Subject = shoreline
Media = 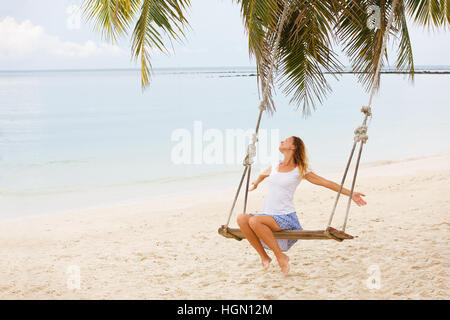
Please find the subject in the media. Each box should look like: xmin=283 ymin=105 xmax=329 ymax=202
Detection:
xmin=2 ymin=150 xmax=449 ymax=224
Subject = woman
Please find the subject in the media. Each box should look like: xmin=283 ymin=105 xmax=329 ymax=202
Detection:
xmin=236 ymin=136 xmax=367 ymax=277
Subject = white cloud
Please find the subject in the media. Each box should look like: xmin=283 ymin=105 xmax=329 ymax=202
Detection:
xmin=0 ymin=16 xmax=124 ymax=60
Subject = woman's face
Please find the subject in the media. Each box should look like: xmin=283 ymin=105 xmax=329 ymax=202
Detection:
xmin=279 ymin=137 xmax=295 ymax=152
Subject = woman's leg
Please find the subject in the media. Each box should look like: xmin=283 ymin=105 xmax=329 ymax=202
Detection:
xmin=248 ymin=216 xmax=290 ymax=277
xmin=236 ymin=213 xmax=272 ymax=270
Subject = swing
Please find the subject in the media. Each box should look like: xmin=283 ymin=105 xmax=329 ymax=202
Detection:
xmin=218 ymin=0 xmax=399 ymax=242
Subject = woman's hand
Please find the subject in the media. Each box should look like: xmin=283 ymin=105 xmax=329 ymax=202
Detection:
xmin=249 ymin=182 xmax=258 ymax=191
xmin=352 ymin=192 xmax=367 ymax=206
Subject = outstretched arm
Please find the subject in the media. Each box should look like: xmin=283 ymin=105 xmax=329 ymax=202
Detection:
xmin=248 ymin=166 xmax=271 ymax=191
xmin=304 ymin=172 xmax=367 ymax=207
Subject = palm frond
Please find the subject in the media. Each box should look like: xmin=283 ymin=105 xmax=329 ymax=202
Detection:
xmin=237 ymin=0 xmax=344 ymax=116
xmin=83 ymin=0 xmax=446 ymax=107
xmin=83 ymin=0 xmax=140 ymax=42
xmin=276 ymin=0 xmax=344 ymax=117
xmin=404 ymin=0 xmax=449 ymax=27
xmin=131 ymin=0 xmax=190 ymax=88
xmin=235 ymin=0 xmax=282 ymax=112
xmin=337 ymin=0 xmax=403 ymax=92
xmin=84 ymin=0 xmax=190 ymax=88
xmin=445 ymin=0 xmax=450 ymax=24
xmin=394 ymin=1 xmax=415 ymax=80
xmin=236 ymin=0 xmax=281 ymax=56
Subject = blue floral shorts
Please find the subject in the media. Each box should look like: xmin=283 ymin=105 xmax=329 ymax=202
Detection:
xmin=249 ymin=212 xmax=302 ymax=252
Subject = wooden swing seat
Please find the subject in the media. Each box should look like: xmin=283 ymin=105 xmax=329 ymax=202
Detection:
xmin=218 ymin=225 xmax=354 ymax=242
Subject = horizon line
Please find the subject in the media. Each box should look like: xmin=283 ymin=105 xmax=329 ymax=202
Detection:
xmin=0 ymin=64 xmax=450 ymax=74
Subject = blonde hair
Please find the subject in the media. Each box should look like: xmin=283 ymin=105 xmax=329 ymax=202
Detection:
xmin=291 ymin=136 xmax=309 ymax=178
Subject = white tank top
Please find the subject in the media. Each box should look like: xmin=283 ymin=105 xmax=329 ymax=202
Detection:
xmin=259 ymin=161 xmax=311 ymax=215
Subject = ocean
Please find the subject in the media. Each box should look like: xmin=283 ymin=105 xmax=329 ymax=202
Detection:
xmin=1 ymin=66 xmax=449 ymax=218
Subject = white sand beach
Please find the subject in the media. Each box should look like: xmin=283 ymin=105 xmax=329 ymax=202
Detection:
xmin=0 ymin=152 xmax=449 ymax=299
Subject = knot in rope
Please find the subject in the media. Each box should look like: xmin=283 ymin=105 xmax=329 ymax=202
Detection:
xmin=361 ymin=106 xmax=372 ymax=117
xmin=251 ymin=133 xmax=258 ymax=144
xmin=243 ymin=144 xmax=256 ymax=166
xmin=354 ymin=125 xmax=368 ymax=143
xmin=259 ymin=101 xmax=266 ymax=111
xmin=243 ymin=133 xmax=259 ymax=166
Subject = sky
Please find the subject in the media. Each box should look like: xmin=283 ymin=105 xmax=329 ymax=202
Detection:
xmin=0 ymin=0 xmax=449 ymax=71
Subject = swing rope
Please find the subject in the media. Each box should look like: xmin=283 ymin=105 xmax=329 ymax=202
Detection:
xmin=328 ymin=0 xmax=399 ymax=231
xmin=225 ymin=0 xmax=292 ymax=227
xmin=222 ymin=0 xmax=399 ymax=237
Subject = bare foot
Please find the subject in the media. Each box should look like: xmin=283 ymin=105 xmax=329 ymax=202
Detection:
xmin=276 ymin=253 xmax=290 ymax=277
xmin=261 ymin=256 xmax=272 ymax=271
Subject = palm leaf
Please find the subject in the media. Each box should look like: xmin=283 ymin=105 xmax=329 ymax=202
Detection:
xmin=336 ymin=0 xmax=402 ymax=91
xmin=276 ymin=0 xmax=344 ymax=116
xmin=84 ymin=0 xmax=190 ymax=88
xmin=394 ymin=1 xmax=415 ymax=80
xmin=235 ymin=0 xmax=282 ymax=112
xmin=404 ymin=0 xmax=449 ymax=27
xmin=131 ymin=0 xmax=190 ymax=88
xmin=83 ymin=0 xmax=140 ymax=42
xmin=82 ymin=0 xmax=447 ymax=103
xmin=237 ymin=0 xmax=345 ymax=115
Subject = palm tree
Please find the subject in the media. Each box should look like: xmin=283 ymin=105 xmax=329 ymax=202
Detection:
xmin=82 ymin=0 xmax=449 ymax=115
